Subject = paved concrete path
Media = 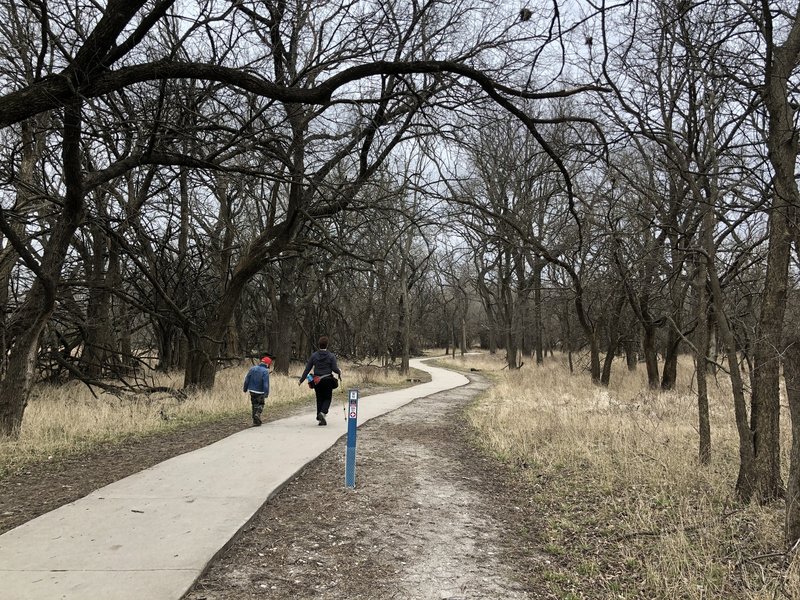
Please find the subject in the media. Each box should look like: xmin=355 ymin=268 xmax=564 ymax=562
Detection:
xmin=0 ymin=358 xmax=468 ymax=600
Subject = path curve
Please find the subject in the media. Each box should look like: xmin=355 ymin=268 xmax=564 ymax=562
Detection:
xmin=0 ymin=359 xmax=467 ymax=600
xmin=185 ymin=368 xmax=533 ymax=600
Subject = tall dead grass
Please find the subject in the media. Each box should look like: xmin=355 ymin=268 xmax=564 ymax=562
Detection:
xmin=457 ymin=352 xmax=795 ymax=598
xmin=0 ymin=361 xmax=410 ymax=476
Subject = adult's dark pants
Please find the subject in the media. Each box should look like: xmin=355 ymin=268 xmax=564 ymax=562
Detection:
xmin=314 ymin=377 xmax=336 ymax=415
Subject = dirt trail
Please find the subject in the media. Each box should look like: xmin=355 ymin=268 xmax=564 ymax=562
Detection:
xmin=185 ymin=373 xmax=540 ymax=600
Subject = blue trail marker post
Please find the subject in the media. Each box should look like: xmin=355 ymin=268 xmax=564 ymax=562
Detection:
xmin=345 ymin=389 xmax=359 ymax=488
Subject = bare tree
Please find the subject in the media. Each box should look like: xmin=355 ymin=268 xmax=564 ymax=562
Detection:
xmin=0 ymin=0 xmax=625 ymax=437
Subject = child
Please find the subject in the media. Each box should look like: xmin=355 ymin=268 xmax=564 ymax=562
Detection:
xmin=243 ymin=356 xmax=271 ymax=426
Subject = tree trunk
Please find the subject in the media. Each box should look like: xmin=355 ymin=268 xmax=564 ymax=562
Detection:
xmin=183 ymin=277 xmax=249 ymax=388
xmin=155 ymin=321 xmax=182 ymax=371
xmin=661 ymin=327 xmax=680 ymax=390
xmin=588 ymin=332 xmax=601 ymax=383
xmin=695 ymin=248 xmax=711 ymax=465
xmin=624 ymin=338 xmax=638 ymax=371
xmin=784 ymin=340 xmax=800 ymax=545
xmin=700 ymin=205 xmax=756 ymax=498
xmin=600 ymin=343 xmax=615 ymax=387
xmin=118 ymin=300 xmax=134 ymax=373
xmin=642 ymin=323 xmax=660 ymax=389
xmin=600 ymin=295 xmax=625 ymax=387
xmin=82 ymin=283 xmax=114 ymax=377
xmin=81 ymin=224 xmax=117 ymax=378
xmin=708 ymin=321 xmax=718 ymax=375
xmin=270 ymin=294 xmax=294 ymax=375
xmin=563 ymin=309 xmax=574 ymax=375
xmin=504 ymin=283 xmax=518 ymax=369
xmin=0 ymin=103 xmax=85 ymax=437
xmin=0 ymin=116 xmax=45 ymax=379
xmin=573 ymin=288 xmax=600 ymax=383
xmin=0 ymin=311 xmax=50 ymax=436
xmin=183 ymin=332 xmax=219 ymax=389
xmin=744 ymin=27 xmax=800 ymax=501
xmin=748 ymin=201 xmax=788 ymax=501
xmin=0 ymin=271 xmax=7 ymax=380
xmin=533 ymin=260 xmax=544 ymax=365
xmin=399 ymin=277 xmax=410 ymax=375
xmin=182 ymin=186 xmax=302 ymax=388
xmin=500 ymin=251 xmax=517 ymax=369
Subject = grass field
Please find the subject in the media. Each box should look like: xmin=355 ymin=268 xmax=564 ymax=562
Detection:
xmin=5 ymin=350 xmax=799 ymax=597
xmin=441 ymin=351 xmax=799 ymax=599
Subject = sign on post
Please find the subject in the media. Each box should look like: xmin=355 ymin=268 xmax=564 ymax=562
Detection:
xmin=345 ymin=389 xmax=359 ymax=488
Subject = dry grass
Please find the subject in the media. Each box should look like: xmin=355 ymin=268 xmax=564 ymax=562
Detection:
xmin=0 ymin=361 xmax=412 ymax=477
xmin=452 ymin=352 xmax=797 ymax=599
xmin=6 ymin=350 xmax=797 ymax=596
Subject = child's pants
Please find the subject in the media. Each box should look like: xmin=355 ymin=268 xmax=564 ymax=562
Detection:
xmin=250 ymin=392 xmax=265 ymax=423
